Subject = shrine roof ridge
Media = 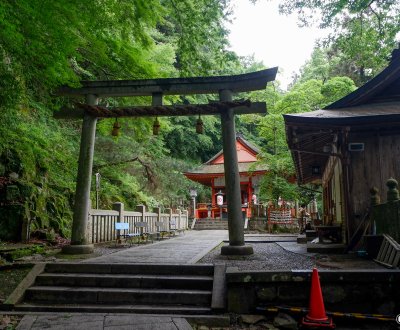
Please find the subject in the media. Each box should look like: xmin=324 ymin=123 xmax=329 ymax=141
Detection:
xmin=58 ymin=68 xmax=278 ymax=97
xmin=283 ymin=101 xmax=400 ymax=126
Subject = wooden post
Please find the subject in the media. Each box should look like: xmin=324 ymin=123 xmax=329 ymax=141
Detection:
xmin=62 ymin=94 xmax=98 ymax=254
xmin=165 ymin=208 xmax=173 ymax=230
xmin=219 ymin=89 xmax=253 ymax=255
xmin=178 ymin=209 xmax=182 ymax=230
xmin=113 ymin=202 xmax=124 ymax=242
xmin=183 ymin=210 xmax=189 ymax=229
xmin=136 ymin=204 xmax=146 ymax=222
xmin=154 ymin=206 xmax=161 ymax=223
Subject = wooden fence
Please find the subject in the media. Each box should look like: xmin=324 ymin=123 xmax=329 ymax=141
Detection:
xmin=87 ymin=203 xmax=189 ymax=244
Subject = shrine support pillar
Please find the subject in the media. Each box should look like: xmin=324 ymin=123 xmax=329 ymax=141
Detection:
xmin=219 ymin=89 xmax=253 ymax=255
xmin=62 ymin=94 xmax=98 ymax=254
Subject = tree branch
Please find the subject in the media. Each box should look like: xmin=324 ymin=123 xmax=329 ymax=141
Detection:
xmin=93 ymin=157 xmax=155 ymax=186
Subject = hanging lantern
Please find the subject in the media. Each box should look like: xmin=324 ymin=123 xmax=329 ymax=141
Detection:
xmin=153 ymin=117 xmax=160 ymax=135
xmin=215 ymin=190 xmax=224 ymax=206
xmin=111 ymin=118 xmax=121 ymax=136
xmin=196 ymin=115 xmax=203 ymax=134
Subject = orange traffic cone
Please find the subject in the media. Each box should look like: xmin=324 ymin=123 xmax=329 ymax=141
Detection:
xmin=300 ymin=268 xmax=335 ymax=329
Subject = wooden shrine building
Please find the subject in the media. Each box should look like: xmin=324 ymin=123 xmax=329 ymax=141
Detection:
xmin=184 ymin=134 xmax=267 ymax=219
xmin=284 ymin=48 xmax=400 ymax=245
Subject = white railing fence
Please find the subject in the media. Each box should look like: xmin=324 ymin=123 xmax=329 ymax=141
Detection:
xmin=87 ymin=202 xmax=189 ymax=244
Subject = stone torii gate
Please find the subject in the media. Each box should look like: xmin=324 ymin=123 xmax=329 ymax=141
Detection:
xmin=57 ymin=68 xmax=278 ymax=255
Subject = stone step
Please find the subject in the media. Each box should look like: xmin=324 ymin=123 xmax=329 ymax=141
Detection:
xmin=44 ymin=263 xmax=214 ymax=276
xmin=35 ymin=273 xmax=213 ymax=290
xmin=297 ymin=235 xmax=307 ymax=244
xmin=194 ymin=226 xmax=227 ymax=228
xmin=305 ymin=230 xmax=317 ymax=238
xmin=14 ymin=303 xmax=212 ymax=315
xmin=25 ymin=286 xmax=212 ymax=306
xmin=193 ymin=222 xmax=228 ymax=230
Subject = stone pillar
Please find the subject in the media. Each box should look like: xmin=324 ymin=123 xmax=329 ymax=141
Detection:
xmin=219 ymin=89 xmax=253 ymax=256
xmin=63 ymin=94 xmax=98 ymax=254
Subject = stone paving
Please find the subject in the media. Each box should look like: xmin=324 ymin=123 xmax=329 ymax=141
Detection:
xmin=16 ymin=313 xmax=193 ymax=330
xmin=84 ymin=230 xmax=228 ymax=264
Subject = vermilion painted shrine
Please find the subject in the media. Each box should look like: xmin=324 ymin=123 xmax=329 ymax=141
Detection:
xmin=185 ymin=134 xmax=267 ymax=219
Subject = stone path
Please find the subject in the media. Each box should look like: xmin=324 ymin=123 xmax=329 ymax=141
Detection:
xmin=16 ymin=313 xmax=193 ymax=330
xmin=84 ymin=230 xmax=228 ymax=264
xmin=16 ymin=230 xmax=229 ymax=329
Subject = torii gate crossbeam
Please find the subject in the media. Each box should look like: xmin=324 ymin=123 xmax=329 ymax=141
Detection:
xmin=57 ymin=68 xmax=278 ymax=255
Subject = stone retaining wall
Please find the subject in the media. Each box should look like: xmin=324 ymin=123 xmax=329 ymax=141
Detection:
xmin=226 ymin=268 xmax=400 ymax=315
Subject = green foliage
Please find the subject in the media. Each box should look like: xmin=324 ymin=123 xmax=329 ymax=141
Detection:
xmin=4 ymin=245 xmax=45 ymax=262
xmin=257 ymin=73 xmax=356 ymax=203
xmin=278 ymin=0 xmax=400 ymax=85
xmin=321 ymin=76 xmax=357 ymax=104
xmin=0 ymin=0 xmax=238 ymax=239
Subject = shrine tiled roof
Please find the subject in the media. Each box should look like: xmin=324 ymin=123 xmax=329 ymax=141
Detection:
xmin=284 ymin=101 xmax=400 ymax=125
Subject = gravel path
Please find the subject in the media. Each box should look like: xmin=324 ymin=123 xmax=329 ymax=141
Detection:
xmin=198 ymin=242 xmax=317 ymax=270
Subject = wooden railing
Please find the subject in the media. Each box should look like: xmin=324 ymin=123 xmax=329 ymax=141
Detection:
xmin=87 ymin=203 xmax=189 ymax=244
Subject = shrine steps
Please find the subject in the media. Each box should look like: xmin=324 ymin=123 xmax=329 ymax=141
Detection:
xmin=193 ymin=218 xmax=228 ymax=230
xmin=11 ymin=263 xmax=226 ymax=315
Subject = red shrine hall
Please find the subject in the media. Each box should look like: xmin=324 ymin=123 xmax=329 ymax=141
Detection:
xmin=184 ymin=135 xmax=267 ymax=219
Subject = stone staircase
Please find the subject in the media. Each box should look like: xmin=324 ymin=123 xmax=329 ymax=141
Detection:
xmin=193 ymin=218 xmax=228 ymax=230
xmin=13 ymin=263 xmax=223 ymax=314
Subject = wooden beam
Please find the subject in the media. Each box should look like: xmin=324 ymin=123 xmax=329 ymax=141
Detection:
xmin=54 ymin=101 xmax=267 ymax=119
xmin=57 ymin=68 xmax=278 ymax=97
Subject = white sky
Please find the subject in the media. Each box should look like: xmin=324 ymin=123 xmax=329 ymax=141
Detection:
xmin=227 ymin=0 xmax=328 ymax=89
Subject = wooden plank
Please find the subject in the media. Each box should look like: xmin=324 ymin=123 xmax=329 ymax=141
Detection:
xmin=374 ymin=234 xmax=400 ymax=268
xmin=376 ymin=239 xmax=386 ymax=260
xmin=384 ymin=246 xmax=394 ymax=264
xmin=381 ymin=240 xmax=390 ymax=259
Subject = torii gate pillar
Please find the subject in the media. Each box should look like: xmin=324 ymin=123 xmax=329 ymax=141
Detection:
xmin=62 ymin=94 xmax=97 ymax=254
xmin=219 ymin=89 xmax=253 ymax=255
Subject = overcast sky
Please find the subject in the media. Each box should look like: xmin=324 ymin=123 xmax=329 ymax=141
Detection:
xmin=227 ymin=0 xmax=328 ymax=89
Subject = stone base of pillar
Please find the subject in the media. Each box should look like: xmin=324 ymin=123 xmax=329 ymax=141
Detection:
xmin=221 ymin=244 xmax=254 ymax=256
xmin=62 ymin=244 xmax=94 ymax=255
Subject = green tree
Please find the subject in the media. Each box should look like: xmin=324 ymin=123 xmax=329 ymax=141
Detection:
xmin=0 ymin=0 xmax=240 ymax=239
xmin=257 ymin=75 xmax=356 ymax=203
xmin=278 ymin=0 xmax=400 ymax=85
